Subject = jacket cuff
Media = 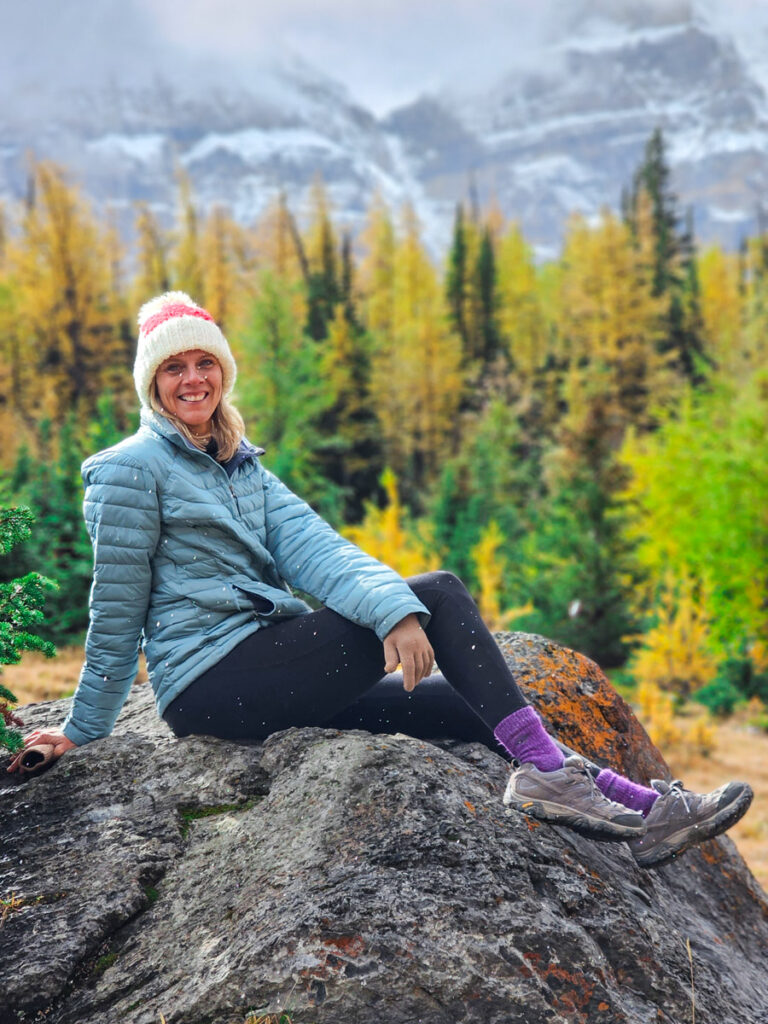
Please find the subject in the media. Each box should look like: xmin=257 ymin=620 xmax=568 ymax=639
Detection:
xmin=374 ymin=600 xmax=431 ymax=642
xmin=61 ymin=718 xmax=100 ymax=747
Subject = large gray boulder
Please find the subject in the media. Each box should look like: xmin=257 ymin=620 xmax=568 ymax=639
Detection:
xmin=1 ymin=633 xmax=767 ymax=1024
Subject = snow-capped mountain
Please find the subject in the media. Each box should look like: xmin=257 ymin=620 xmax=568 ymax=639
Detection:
xmin=0 ymin=48 xmax=421 ymax=241
xmin=2 ymin=0 xmax=768 ymax=256
xmin=387 ymin=1 xmax=768 ymax=255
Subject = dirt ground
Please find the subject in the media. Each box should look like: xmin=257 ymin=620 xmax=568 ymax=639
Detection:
xmin=4 ymin=648 xmax=767 ymax=891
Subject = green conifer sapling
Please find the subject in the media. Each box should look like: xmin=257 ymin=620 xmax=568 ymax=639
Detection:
xmin=0 ymin=507 xmax=56 ymax=753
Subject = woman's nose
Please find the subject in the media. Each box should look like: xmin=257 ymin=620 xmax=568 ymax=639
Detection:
xmin=181 ymin=364 xmax=204 ymax=383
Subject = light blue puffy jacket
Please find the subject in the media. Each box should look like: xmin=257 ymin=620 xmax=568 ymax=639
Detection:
xmin=61 ymin=409 xmax=429 ymax=746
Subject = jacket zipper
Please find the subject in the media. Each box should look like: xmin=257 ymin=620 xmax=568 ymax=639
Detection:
xmin=148 ymin=421 xmax=256 ymax=521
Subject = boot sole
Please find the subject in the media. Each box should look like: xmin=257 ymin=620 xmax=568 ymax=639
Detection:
xmin=631 ymin=784 xmax=754 ymax=868
xmin=503 ymin=793 xmax=646 ymax=842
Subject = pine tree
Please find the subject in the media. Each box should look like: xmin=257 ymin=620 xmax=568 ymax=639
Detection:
xmin=304 ymin=180 xmax=340 ymax=340
xmin=315 ymin=292 xmax=382 ymax=521
xmin=0 ymin=507 xmax=56 ymax=753
xmin=2 ymin=416 xmax=96 ymax=644
xmin=430 ymin=398 xmax=535 ymax=593
xmin=235 ymin=272 xmax=339 ymax=517
xmin=626 ymin=129 xmax=707 ymax=382
xmin=446 ymin=203 xmax=468 ymax=350
xmin=476 ymin=225 xmax=499 ymax=366
xmin=517 ymin=385 xmax=645 ymax=667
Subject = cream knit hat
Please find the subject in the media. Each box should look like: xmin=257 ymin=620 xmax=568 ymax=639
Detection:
xmin=133 ymin=291 xmax=237 ymax=408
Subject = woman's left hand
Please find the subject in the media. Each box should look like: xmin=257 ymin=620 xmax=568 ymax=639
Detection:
xmin=383 ymin=614 xmax=435 ymax=692
xmin=6 ymin=728 xmax=78 ymax=773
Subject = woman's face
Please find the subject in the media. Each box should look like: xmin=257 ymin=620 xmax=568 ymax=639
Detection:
xmin=155 ymin=349 xmax=223 ymax=435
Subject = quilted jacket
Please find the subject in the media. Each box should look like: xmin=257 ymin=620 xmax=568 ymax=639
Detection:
xmin=61 ymin=409 xmax=430 ymax=746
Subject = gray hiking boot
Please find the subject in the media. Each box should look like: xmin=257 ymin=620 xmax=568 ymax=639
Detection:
xmin=503 ymin=756 xmax=647 ymax=841
xmin=628 ymin=778 xmax=753 ymax=868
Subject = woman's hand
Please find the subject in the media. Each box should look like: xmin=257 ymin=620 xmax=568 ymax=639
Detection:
xmin=6 ymin=728 xmax=78 ymax=773
xmin=383 ymin=614 xmax=435 ymax=693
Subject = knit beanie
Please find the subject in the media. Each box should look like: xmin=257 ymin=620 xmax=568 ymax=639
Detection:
xmin=133 ymin=291 xmax=237 ymax=409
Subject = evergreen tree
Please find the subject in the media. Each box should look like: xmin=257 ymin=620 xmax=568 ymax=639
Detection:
xmin=430 ymin=398 xmax=535 ymax=595
xmin=0 ymin=507 xmax=56 ymax=753
xmin=315 ymin=294 xmax=382 ymax=521
xmin=2 ymin=417 xmax=95 ymax=644
xmin=476 ymin=225 xmax=499 ymax=365
xmin=305 ymin=180 xmax=340 ymax=340
xmin=235 ymin=272 xmax=340 ymax=518
xmin=517 ymin=381 xmax=644 ymax=667
xmin=626 ymin=129 xmax=707 ymax=382
xmin=446 ymin=203 xmax=468 ymax=349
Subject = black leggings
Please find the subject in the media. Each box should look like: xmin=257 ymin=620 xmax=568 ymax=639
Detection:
xmin=163 ymin=571 xmax=529 ymax=749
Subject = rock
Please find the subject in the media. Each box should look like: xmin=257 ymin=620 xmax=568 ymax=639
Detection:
xmin=1 ymin=633 xmax=767 ymax=1024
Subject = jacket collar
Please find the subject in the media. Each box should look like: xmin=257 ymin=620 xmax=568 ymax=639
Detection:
xmin=139 ymin=408 xmax=265 ymax=462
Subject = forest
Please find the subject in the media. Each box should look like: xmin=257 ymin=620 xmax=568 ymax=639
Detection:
xmin=1 ymin=129 xmax=766 ymax=733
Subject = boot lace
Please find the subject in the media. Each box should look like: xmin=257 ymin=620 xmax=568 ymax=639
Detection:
xmin=665 ymin=780 xmax=691 ymax=813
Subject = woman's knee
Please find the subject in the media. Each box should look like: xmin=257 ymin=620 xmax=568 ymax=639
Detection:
xmin=407 ymin=570 xmax=471 ymax=601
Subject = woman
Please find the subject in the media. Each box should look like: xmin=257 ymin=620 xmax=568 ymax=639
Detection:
xmin=7 ymin=292 xmax=752 ymax=869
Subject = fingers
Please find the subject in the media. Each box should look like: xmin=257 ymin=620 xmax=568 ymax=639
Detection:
xmin=6 ymin=730 xmax=71 ymax=772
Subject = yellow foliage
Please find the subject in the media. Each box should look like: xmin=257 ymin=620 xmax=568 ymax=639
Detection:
xmin=496 ymin=223 xmax=549 ymax=376
xmin=636 ymin=681 xmax=716 ymax=756
xmin=630 ymin=573 xmax=718 ymax=698
xmin=199 ymin=205 xmax=252 ymax=334
xmin=133 ymin=201 xmax=170 ymax=302
xmin=1 ymin=160 xmax=128 ymax=453
xmin=251 ymin=194 xmax=307 ymax=290
xmin=470 ymin=521 xmax=533 ymax=631
xmin=636 ymin=680 xmax=682 ymax=748
xmin=342 ymin=469 xmax=441 ymax=578
xmin=368 ymin=204 xmax=464 ymax=483
xmin=698 ymin=245 xmax=743 ymax=374
xmin=556 ymin=208 xmax=673 ymax=433
xmin=685 ymin=715 xmax=717 ymax=757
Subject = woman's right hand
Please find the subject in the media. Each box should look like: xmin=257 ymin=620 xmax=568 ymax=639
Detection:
xmin=6 ymin=728 xmax=78 ymax=773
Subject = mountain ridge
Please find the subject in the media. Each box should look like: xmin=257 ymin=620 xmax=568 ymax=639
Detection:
xmin=2 ymin=3 xmax=767 ymax=255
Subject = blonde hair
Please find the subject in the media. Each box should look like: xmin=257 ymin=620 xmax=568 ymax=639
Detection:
xmin=150 ymin=383 xmax=246 ymax=462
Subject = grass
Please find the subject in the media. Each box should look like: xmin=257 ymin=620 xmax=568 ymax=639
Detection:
xmin=2 ymin=646 xmax=147 ymax=705
xmin=5 ymin=648 xmax=768 ymax=889
xmin=664 ymin=710 xmax=768 ymax=890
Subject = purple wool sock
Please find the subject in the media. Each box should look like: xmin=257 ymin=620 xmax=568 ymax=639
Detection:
xmin=596 ymin=769 xmax=659 ymax=817
xmin=493 ymin=706 xmax=564 ymax=772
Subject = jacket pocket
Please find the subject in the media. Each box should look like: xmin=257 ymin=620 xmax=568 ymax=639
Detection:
xmin=231 ymin=582 xmax=311 ymax=620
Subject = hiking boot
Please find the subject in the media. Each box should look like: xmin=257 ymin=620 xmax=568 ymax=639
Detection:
xmin=503 ymin=756 xmax=647 ymax=841
xmin=628 ymin=778 xmax=753 ymax=869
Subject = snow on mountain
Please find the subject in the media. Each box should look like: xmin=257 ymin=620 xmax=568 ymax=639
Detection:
xmin=388 ymin=2 xmax=768 ymax=254
xmin=1 ymin=1 xmax=768 ymax=257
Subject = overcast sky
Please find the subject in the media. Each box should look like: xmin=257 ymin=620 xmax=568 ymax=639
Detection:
xmin=3 ymin=0 xmax=768 ymax=115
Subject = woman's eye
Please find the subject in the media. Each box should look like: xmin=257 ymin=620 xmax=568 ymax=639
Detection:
xmin=199 ymin=360 xmax=215 ymax=369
